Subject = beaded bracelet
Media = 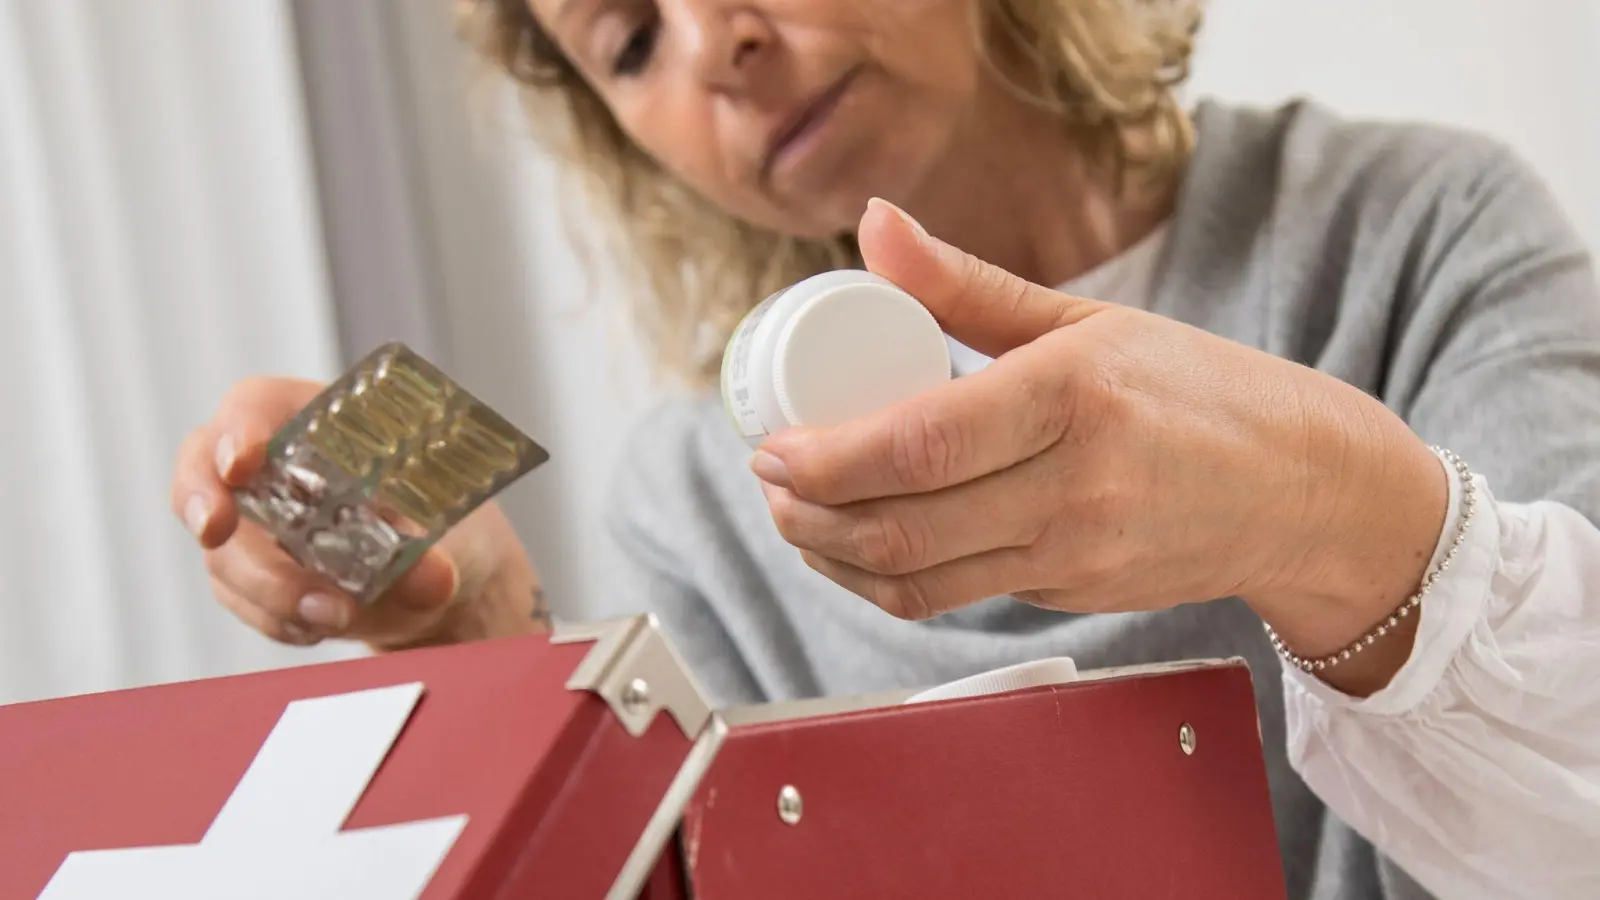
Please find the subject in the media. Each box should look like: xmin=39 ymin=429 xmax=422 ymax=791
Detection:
xmin=1265 ymin=448 xmax=1476 ymax=674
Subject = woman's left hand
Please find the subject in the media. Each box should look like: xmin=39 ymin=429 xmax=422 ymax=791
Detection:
xmin=754 ymin=200 xmax=1449 ymax=694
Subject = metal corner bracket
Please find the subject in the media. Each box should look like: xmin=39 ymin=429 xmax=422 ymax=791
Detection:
xmin=552 ymin=614 xmax=725 ymax=899
xmin=551 ymin=613 xmax=716 ymax=741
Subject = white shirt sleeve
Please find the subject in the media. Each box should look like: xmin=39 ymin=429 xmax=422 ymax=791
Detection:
xmin=1282 ymin=452 xmax=1600 ymax=900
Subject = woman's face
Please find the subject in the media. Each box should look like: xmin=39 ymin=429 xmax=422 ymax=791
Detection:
xmin=532 ymin=0 xmax=987 ymax=239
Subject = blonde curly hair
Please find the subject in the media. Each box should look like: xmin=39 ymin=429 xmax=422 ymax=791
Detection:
xmin=456 ymin=0 xmax=1202 ymax=387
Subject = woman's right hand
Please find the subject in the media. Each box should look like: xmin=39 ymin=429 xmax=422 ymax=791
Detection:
xmin=170 ymin=377 xmax=543 ymax=652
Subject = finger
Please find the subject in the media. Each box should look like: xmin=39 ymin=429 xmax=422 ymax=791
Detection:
xmin=211 ymin=580 xmax=322 ymax=646
xmin=800 ymin=546 xmax=1038 ymax=621
xmin=762 ymin=460 xmax=1045 ymax=575
xmin=205 ymin=526 xmax=348 ymax=631
xmin=206 ymin=523 xmax=457 ymax=641
xmin=857 ymin=198 xmax=1105 ymax=357
xmin=213 ymin=377 xmax=324 ymax=486
xmin=758 ymin=337 xmax=1076 ymax=504
xmin=338 ymin=548 xmax=459 ymax=644
xmin=170 ymin=378 xmax=323 ymax=548
xmin=172 ymin=425 xmax=236 ymax=549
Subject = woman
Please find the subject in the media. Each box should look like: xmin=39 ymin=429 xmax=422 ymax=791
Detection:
xmin=169 ymin=0 xmax=1600 ymax=896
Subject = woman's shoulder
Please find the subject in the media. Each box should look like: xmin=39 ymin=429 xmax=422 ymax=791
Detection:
xmin=1174 ymin=97 xmax=1589 ymax=323
xmin=1229 ymin=96 xmax=1512 ymax=168
xmin=1188 ymin=97 xmax=1567 ymax=244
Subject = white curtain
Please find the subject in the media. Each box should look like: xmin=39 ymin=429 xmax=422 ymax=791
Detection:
xmin=0 ymin=0 xmax=361 ymax=706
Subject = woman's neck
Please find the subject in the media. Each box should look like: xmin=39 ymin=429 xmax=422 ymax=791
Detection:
xmin=908 ymin=89 xmax=1178 ymax=290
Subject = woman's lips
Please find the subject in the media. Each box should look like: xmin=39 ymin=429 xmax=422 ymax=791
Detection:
xmin=763 ymin=66 xmax=863 ymax=180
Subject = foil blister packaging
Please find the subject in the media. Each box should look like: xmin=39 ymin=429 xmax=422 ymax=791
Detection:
xmin=236 ymin=343 xmax=549 ymax=604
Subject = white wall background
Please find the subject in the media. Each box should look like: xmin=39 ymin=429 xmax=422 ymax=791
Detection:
xmin=1190 ymin=0 xmax=1600 ymax=250
xmin=423 ymin=0 xmax=1600 ymax=616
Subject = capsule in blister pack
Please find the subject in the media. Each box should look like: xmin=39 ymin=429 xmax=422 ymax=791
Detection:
xmin=236 ymin=342 xmax=548 ymax=603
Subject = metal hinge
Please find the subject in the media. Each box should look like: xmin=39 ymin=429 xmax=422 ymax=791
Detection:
xmin=552 ymin=613 xmax=715 ymax=740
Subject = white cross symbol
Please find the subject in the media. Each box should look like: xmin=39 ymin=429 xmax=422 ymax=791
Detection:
xmin=38 ymin=683 xmax=468 ymax=900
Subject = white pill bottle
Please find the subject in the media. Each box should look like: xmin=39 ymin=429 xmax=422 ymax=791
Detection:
xmin=720 ymin=270 xmax=953 ymax=447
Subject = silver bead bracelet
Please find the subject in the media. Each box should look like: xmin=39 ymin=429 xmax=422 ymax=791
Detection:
xmin=1265 ymin=447 xmax=1476 ymax=674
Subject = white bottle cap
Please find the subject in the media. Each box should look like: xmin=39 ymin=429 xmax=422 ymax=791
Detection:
xmin=720 ymin=270 xmax=952 ymax=446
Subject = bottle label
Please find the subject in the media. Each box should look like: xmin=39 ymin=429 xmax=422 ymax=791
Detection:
xmin=721 ymin=288 xmax=787 ymax=438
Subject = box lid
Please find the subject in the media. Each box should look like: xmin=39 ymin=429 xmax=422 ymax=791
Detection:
xmin=2 ymin=615 xmax=719 ymax=900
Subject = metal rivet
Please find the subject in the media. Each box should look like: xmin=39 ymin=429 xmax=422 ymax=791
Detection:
xmin=777 ymin=785 xmax=803 ymax=825
xmin=1179 ymin=722 xmax=1197 ymax=756
xmin=621 ymin=678 xmax=650 ymax=714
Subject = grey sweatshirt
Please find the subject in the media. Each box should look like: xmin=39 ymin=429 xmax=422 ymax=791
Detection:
xmin=584 ymin=99 xmax=1600 ymax=899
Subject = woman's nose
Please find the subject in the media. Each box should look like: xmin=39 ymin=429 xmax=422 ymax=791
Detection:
xmin=667 ymin=0 xmax=773 ymax=91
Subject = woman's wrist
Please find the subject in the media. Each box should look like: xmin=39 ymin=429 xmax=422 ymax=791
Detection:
xmin=450 ymin=564 xmax=545 ymax=643
xmin=366 ymin=559 xmax=542 ymax=653
xmin=1242 ymin=407 xmax=1450 ymax=696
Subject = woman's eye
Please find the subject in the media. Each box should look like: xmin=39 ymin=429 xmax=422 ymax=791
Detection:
xmin=611 ymin=17 xmax=659 ymax=77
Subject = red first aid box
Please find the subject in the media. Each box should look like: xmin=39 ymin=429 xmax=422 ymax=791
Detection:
xmin=0 ymin=615 xmax=1287 ymax=899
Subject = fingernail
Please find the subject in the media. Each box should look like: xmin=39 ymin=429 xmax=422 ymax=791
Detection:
xmin=281 ymin=623 xmax=320 ymax=645
xmin=298 ymin=593 xmax=349 ymax=633
xmin=750 ymin=451 xmax=793 ymax=489
xmin=869 ymin=196 xmax=929 ymax=241
xmin=183 ymin=495 xmax=210 ymax=538
xmin=214 ymin=433 xmax=237 ymax=478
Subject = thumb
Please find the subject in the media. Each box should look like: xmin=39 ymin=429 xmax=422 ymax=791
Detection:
xmin=857 ymin=197 xmax=1103 ymax=357
xmin=344 ymin=546 xmax=460 ymax=645
xmin=388 ymin=545 xmax=460 ymax=610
